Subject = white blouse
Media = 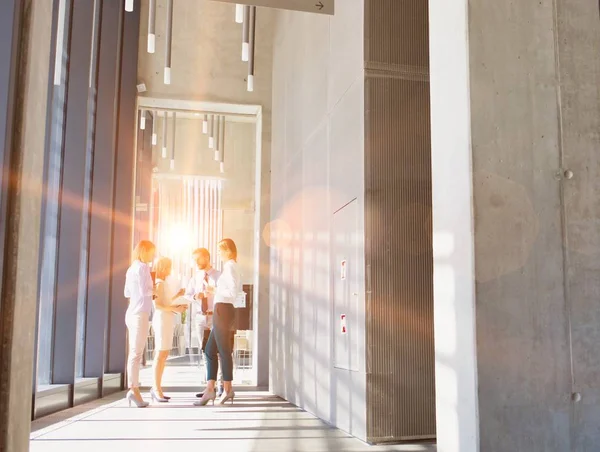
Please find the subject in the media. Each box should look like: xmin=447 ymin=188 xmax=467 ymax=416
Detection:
xmin=214 ymin=259 xmax=240 ymax=305
xmin=124 ymin=260 xmax=154 ymax=315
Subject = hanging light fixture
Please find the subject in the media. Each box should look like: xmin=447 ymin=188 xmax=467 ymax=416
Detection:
xmin=148 ymin=0 xmax=156 ymax=53
xmin=140 ymin=109 xmax=146 ymax=130
xmin=151 ymin=110 xmax=157 ymax=145
xmin=162 ymin=112 xmax=168 ymax=158
xmin=164 ymin=0 xmax=174 ymax=84
xmin=208 ymin=114 xmax=215 ymax=149
xmin=235 ymin=4 xmax=244 ymax=23
xmin=125 ymin=0 xmax=134 ymax=12
xmin=170 ymin=111 xmax=176 ymax=170
xmin=202 ymin=114 xmax=208 ymax=134
xmin=248 ymin=6 xmax=256 ymax=92
xmin=214 ymin=115 xmax=221 ymax=161
xmin=220 ymin=116 xmax=226 ymax=173
xmin=219 ymin=116 xmax=226 ymax=173
xmin=241 ymin=5 xmax=250 ymax=61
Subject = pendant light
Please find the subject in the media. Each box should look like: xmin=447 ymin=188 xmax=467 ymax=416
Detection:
xmin=170 ymin=111 xmax=176 ymax=170
xmin=161 ymin=112 xmax=168 ymax=158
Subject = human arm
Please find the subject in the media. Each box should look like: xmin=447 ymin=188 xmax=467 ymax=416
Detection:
xmin=155 ymin=282 xmax=186 ymax=312
xmin=124 ymin=268 xmax=132 ymax=298
xmin=138 ymin=265 xmax=154 ymax=300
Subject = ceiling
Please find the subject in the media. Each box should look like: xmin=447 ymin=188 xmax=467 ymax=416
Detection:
xmin=136 ymin=0 xmax=275 ymax=111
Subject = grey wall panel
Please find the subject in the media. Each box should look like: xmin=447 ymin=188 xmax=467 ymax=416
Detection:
xmin=84 ymin=0 xmax=122 ymax=379
xmin=555 ymin=0 xmax=600 ymax=448
xmin=300 ymin=121 xmax=331 ymax=422
xmin=269 ymin=1 xmax=367 ymax=440
xmin=107 ymin=4 xmax=140 ymax=374
xmin=468 ymin=0 xmax=571 ymax=450
xmin=52 ymin=0 xmax=96 ymax=385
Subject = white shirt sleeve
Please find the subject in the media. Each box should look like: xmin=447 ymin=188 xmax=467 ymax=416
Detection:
xmin=183 ymin=274 xmax=197 ymax=304
xmin=124 ymin=268 xmax=132 ymax=298
xmin=138 ymin=264 xmax=153 ymax=298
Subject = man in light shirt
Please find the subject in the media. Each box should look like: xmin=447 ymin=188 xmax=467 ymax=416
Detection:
xmin=184 ymin=248 xmax=224 ymax=397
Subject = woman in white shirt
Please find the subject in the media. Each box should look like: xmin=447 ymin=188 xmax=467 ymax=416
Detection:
xmin=151 ymin=257 xmax=186 ymax=403
xmin=195 ymin=238 xmax=240 ymax=406
xmin=123 ymin=240 xmax=156 ymax=408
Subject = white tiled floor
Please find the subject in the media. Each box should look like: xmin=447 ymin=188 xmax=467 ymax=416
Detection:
xmin=30 ymin=363 xmax=436 ymax=452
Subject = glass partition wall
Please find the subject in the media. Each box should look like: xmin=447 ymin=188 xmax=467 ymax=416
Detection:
xmin=133 ymin=107 xmax=259 ymax=388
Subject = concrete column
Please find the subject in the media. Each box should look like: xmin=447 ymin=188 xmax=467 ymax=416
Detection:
xmin=430 ymin=0 xmax=600 ymax=451
xmin=0 ymin=0 xmax=54 ymax=449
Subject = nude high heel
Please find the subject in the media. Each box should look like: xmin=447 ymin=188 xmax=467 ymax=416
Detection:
xmin=150 ymin=388 xmax=169 ymax=403
xmin=126 ymin=390 xmax=149 ymax=408
xmin=217 ymin=391 xmax=235 ymax=405
xmin=193 ymin=389 xmax=216 ymax=406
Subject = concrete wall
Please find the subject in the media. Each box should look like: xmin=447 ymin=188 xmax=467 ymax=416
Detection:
xmin=269 ymin=0 xmax=367 ymax=440
xmin=430 ymin=0 xmax=600 ymax=451
xmin=137 ymin=0 xmax=274 ymax=107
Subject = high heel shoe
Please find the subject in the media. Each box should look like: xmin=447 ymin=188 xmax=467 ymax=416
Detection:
xmin=150 ymin=388 xmax=169 ymax=403
xmin=126 ymin=390 xmax=149 ymax=408
xmin=217 ymin=391 xmax=235 ymax=405
xmin=193 ymin=389 xmax=216 ymax=406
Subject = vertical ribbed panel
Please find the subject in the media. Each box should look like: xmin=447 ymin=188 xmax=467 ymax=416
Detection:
xmin=364 ymin=0 xmax=435 ymax=443
xmin=365 ymin=0 xmax=429 ymax=71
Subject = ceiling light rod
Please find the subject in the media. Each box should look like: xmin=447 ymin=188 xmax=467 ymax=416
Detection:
xmin=202 ymin=114 xmax=209 ymax=134
xmin=219 ymin=115 xmax=226 ymax=173
xmin=214 ymin=114 xmax=222 ymax=161
xmin=148 ymin=0 xmax=156 ymax=53
xmin=209 ymin=114 xmax=215 ymax=149
xmin=241 ymin=5 xmax=250 ymax=61
xmin=152 ymin=110 xmax=157 ymax=145
xmin=170 ymin=111 xmax=177 ymax=170
xmin=247 ymin=6 xmax=256 ymax=92
xmin=235 ymin=4 xmax=244 ymax=23
xmin=162 ymin=112 xmax=168 ymax=158
xmin=164 ymin=0 xmax=174 ymax=84
xmin=139 ymin=109 xmax=146 ymax=130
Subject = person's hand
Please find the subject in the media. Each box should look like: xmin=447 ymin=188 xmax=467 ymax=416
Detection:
xmin=194 ymin=292 xmax=203 ymax=301
xmin=174 ymin=305 xmax=187 ymax=313
xmin=175 ymin=288 xmax=185 ymax=298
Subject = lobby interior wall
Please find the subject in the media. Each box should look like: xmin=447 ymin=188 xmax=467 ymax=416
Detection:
xmin=364 ymin=0 xmax=436 ymax=443
xmin=269 ymin=0 xmax=368 ymax=441
xmin=430 ymin=0 xmax=600 ymax=450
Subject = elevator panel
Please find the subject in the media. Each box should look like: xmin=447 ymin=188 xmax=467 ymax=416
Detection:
xmin=332 ymin=199 xmax=360 ymax=372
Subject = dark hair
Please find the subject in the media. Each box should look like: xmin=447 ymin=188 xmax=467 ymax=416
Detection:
xmin=218 ymin=238 xmax=237 ymax=261
xmin=192 ymin=248 xmax=210 ymax=259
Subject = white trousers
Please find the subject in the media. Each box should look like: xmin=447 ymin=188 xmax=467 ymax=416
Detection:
xmin=126 ymin=311 xmax=150 ymax=388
